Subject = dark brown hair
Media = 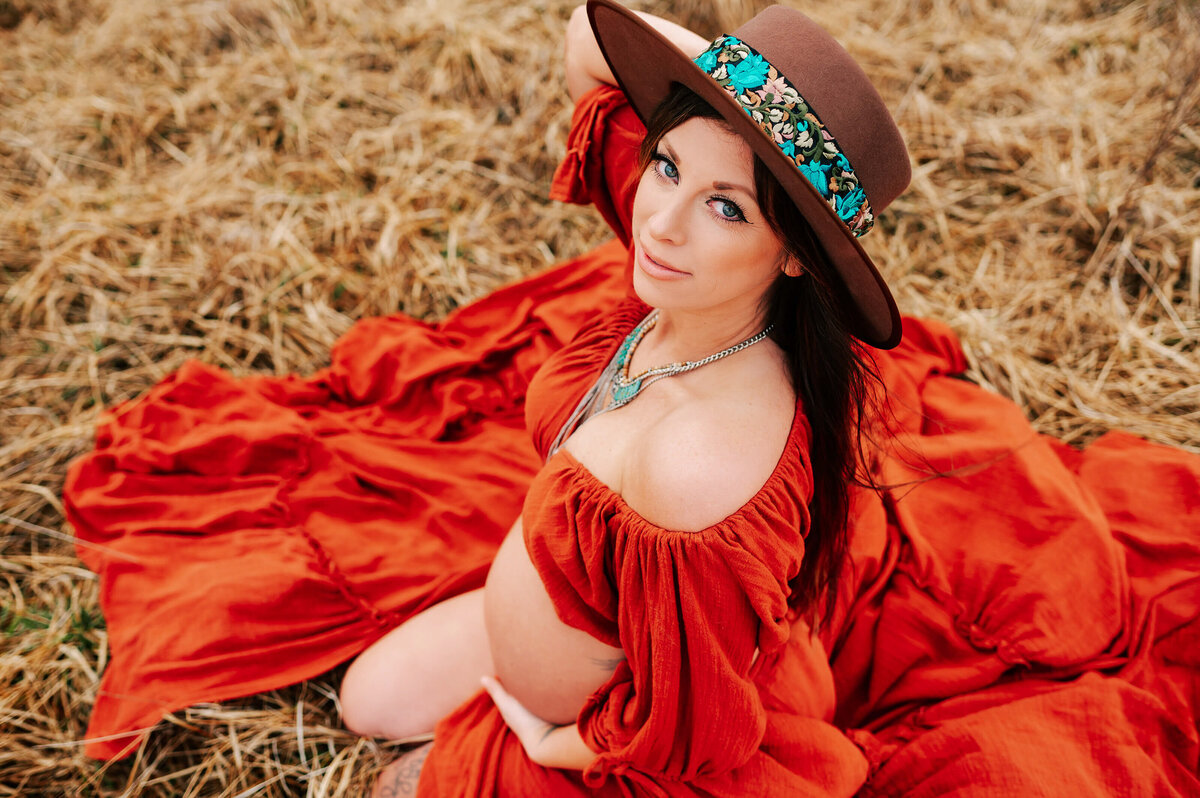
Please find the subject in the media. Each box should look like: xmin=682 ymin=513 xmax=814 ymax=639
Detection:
xmin=638 ymin=85 xmax=881 ymax=621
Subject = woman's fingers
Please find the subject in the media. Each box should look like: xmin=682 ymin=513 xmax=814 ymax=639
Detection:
xmin=481 ymin=676 xmax=530 ymax=728
xmin=480 ymin=675 xmax=507 ymax=708
xmin=482 ymin=677 xmax=594 ymax=769
xmin=481 ymin=676 xmax=552 ymax=748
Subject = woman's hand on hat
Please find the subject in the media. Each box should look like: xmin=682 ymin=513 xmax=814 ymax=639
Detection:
xmin=481 ymin=675 xmax=595 ymax=770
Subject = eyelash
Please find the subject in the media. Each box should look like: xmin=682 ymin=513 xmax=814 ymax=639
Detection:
xmin=649 ymin=153 xmax=748 ymax=224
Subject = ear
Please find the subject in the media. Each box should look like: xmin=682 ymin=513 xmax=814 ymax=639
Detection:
xmin=781 ymin=255 xmax=804 ymax=278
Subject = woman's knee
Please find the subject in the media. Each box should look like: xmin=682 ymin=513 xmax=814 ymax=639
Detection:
xmin=339 ymin=653 xmax=390 ymax=738
xmin=339 ymin=589 xmax=492 ymax=739
xmin=340 ymin=651 xmax=443 ymax=739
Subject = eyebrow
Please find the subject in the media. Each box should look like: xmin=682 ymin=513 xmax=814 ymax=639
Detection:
xmin=658 ymin=134 xmax=755 ymax=198
xmin=713 ymin=180 xmax=755 ymax=196
xmin=661 ymin=138 xmax=680 ymax=165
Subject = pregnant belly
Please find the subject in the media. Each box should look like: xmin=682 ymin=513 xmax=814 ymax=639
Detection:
xmin=483 ymin=519 xmax=625 ymax=725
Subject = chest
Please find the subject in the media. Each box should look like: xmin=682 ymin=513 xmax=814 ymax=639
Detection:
xmin=559 ymin=391 xmax=667 ymax=497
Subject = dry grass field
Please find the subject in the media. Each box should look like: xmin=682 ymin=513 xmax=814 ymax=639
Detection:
xmin=2 ymin=0 xmax=1198 ymax=794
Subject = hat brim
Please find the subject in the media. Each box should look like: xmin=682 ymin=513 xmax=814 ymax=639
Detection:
xmin=586 ymin=0 xmax=901 ymax=349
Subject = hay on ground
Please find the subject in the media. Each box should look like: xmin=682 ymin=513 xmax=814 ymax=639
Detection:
xmin=1 ymin=0 xmax=1197 ymax=794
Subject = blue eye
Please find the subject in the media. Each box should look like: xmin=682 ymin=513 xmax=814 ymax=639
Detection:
xmin=649 ymin=153 xmax=747 ymax=223
xmin=712 ymin=198 xmax=746 ymax=222
xmin=652 ymin=154 xmax=678 ymax=180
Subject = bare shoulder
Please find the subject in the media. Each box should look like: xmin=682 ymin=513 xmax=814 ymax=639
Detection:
xmin=621 ymin=370 xmax=797 ymax=533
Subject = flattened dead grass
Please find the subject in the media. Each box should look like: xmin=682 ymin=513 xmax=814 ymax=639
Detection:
xmin=1 ymin=0 xmax=1197 ymax=794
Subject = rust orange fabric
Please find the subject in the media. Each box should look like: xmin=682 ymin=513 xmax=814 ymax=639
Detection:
xmin=66 ymin=86 xmax=1200 ymax=796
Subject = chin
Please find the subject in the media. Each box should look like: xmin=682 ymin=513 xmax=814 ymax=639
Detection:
xmin=630 ymin=269 xmax=654 ymax=306
xmin=630 ymin=269 xmax=684 ymax=311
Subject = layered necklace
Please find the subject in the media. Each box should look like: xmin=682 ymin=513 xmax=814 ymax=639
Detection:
xmin=608 ymin=310 xmax=774 ymax=410
xmin=546 ymin=310 xmax=774 ymax=457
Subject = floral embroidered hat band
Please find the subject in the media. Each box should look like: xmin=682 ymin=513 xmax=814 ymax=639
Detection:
xmin=586 ymin=0 xmax=912 ymax=349
xmin=694 ymin=35 xmax=874 ymax=238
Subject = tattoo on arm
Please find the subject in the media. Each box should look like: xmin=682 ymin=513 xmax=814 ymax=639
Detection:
xmin=538 ymin=722 xmax=561 ymax=745
xmin=377 ymin=742 xmax=432 ymax=798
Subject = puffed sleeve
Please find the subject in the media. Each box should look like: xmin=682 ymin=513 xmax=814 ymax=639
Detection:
xmin=549 ymin=84 xmax=646 ymax=246
xmin=523 ymin=441 xmax=811 ymax=789
xmin=575 ymin=531 xmax=777 ymax=787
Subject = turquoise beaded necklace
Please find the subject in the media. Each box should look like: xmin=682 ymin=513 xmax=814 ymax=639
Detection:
xmin=545 ymin=311 xmax=774 ymax=457
xmin=608 ymin=310 xmax=774 ymax=410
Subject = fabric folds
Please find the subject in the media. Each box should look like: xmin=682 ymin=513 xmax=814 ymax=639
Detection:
xmin=65 ymin=241 xmax=631 ymax=759
xmin=521 ymin=418 xmax=812 ymax=785
xmin=64 ymin=83 xmax=1200 ymax=798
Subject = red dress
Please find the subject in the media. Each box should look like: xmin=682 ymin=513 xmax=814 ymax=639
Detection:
xmin=419 ymin=297 xmax=869 ymax=796
xmin=66 ymin=86 xmax=1200 ymax=796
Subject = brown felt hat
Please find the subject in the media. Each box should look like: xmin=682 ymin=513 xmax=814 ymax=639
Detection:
xmin=586 ymin=0 xmax=911 ymax=348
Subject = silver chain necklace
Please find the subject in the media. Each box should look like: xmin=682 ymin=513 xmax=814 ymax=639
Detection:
xmin=545 ymin=311 xmax=774 ymax=458
xmin=608 ymin=310 xmax=774 ymax=409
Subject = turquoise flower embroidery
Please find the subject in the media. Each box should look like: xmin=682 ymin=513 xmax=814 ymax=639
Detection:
xmin=695 ymin=34 xmax=875 ymax=237
xmin=694 ymin=49 xmax=719 ymax=74
xmin=799 ymin=160 xmax=832 ymax=198
xmin=727 ymin=53 xmax=769 ymax=93
xmin=836 ymin=187 xmax=866 ymax=221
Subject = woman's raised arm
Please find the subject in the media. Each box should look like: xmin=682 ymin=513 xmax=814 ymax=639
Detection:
xmin=564 ymin=4 xmax=708 ymax=104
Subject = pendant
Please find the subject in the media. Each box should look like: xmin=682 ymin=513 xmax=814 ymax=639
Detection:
xmin=602 ymin=310 xmax=773 ymax=413
xmin=611 ymin=378 xmax=642 ymax=405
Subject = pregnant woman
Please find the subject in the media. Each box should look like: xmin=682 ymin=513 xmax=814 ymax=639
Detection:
xmin=340 ymin=1 xmax=908 ymax=793
xmin=65 ymin=1 xmax=1200 ymax=796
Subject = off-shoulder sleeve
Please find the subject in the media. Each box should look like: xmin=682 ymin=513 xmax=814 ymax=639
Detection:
xmin=549 ymin=85 xmax=646 ymax=246
xmin=523 ymin=446 xmax=812 ymax=787
xmin=577 ymin=532 xmax=771 ymax=785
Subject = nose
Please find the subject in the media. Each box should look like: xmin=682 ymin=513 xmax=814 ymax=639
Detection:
xmin=644 ymin=192 xmax=687 ymax=245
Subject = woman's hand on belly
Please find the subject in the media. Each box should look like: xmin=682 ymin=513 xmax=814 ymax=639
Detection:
xmin=481 ymin=676 xmax=596 ymax=770
xmin=483 ymin=520 xmax=625 ymax=725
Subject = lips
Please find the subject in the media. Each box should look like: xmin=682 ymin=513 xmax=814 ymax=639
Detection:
xmin=637 ymin=245 xmax=690 ymax=279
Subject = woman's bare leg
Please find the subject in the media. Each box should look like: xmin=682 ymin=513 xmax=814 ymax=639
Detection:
xmin=340 ymin=588 xmax=492 ymax=740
